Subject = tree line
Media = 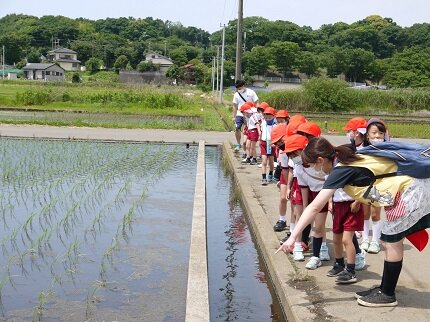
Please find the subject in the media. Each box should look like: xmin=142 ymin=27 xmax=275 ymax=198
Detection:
xmin=1 ymin=14 xmax=429 ymax=88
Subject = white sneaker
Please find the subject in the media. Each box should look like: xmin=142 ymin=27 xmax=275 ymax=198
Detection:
xmin=305 ymin=256 xmax=322 ymax=270
xmin=355 ymin=249 xmax=366 ymax=270
xmin=293 ymin=244 xmax=305 ymax=261
xmin=361 ymin=238 xmax=370 ymax=252
xmin=319 ymin=244 xmax=330 ymax=261
xmin=367 ymin=241 xmax=381 ymax=254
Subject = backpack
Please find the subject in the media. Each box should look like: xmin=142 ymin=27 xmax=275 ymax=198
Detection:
xmin=358 ymin=141 xmax=430 ymax=252
xmin=358 ymin=141 xmax=430 ymax=179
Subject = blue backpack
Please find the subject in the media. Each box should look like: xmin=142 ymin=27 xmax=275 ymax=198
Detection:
xmin=358 ymin=141 xmax=430 ymax=179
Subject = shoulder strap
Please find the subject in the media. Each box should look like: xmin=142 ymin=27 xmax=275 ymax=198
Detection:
xmin=238 ymin=91 xmax=247 ymax=103
xmin=362 ymin=172 xmax=398 ymax=199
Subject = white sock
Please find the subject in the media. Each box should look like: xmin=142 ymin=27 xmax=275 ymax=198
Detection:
xmin=290 ymin=223 xmax=295 ymax=233
xmin=363 ymin=220 xmax=370 ymax=240
xmin=372 ymin=220 xmax=382 ymax=242
xmin=321 ymin=241 xmax=327 ymax=247
xmin=294 ymin=241 xmax=302 ymax=251
xmin=279 ymin=215 xmax=286 ymax=222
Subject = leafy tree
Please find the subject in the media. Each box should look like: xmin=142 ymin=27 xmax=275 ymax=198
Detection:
xmin=137 ymin=61 xmax=160 ymax=72
xmin=343 ymin=48 xmax=375 ymax=82
xmin=242 ymin=46 xmax=270 ymax=75
xmin=113 ymin=55 xmax=129 ymax=73
xmin=26 ymin=48 xmax=42 ymax=63
xmin=170 ymin=48 xmax=188 ymax=66
xmin=85 ymin=57 xmax=103 ymax=73
xmin=268 ymin=41 xmax=299 ymax=75
xmin=297 ymin=51 xmax=320 ymax=78
xmin=72 ymin=72 xmax=81 ymax=83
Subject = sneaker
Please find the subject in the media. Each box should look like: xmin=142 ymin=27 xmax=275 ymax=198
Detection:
xmin=354 ymin=286 xmax=380 ymax=299
xmin=361 ymin=238 xmax=370 ymax=252
xmin=335 ymin=270 xmax=357 ymax=284
xmin=273 ymin=220 xmax=287 ymax=232
xmin=279 ymin=232 xmax=291 ymax=245
xmin=250 ymin=158 xmax=258 ymax=165
xmin=257 ymin=163 xmax=262 ymax=168
xmin=319 ymin=244 xmax=330 ymax=261
xmin=355 ymin=249 xmax=366 ymax=271
xmin=367 ymin=241 xmax=380 ymax=254
xmin=327 ymin=263 xmax=345 ymax=277
xmin=293 ymin=249 xmax=305 ymax=261
xmin=242 ymin=157 xmax=251 ymax=164
xmin=234 ymin=144 xmax=241 ymax=152
xmin=268 ymin=174 xmax=274 ymax=183
xmin=301 ymin=241 xmax=310 ymax=252
xmin=357 ymin=290 xmax=398 ymax=307
xmin=242 ymin=153 xmax=247 ymax=159
xmin=262 ymin=178 xmax=268 ymax=186
xmin=305 ymin=256 xmax=322 ymax=270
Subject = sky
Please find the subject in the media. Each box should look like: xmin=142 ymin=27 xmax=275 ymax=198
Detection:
xmin=1 ymin=0 xmax=429 ymax=33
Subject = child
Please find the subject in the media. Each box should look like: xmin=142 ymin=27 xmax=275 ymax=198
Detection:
xmin=259 ymin=106 xmax=277 ymax=185
xmin=240 ymin=102 xmax=261 ymax=165
xmin=360 ymin=118 xmax=390 ymax=254
xmin=295 ymin=122 xmax=331 ymax=267
xmin=273 ymin=110 xmax=290 ymax=183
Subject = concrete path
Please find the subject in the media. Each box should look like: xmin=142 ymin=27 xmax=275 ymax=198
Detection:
xmin=1 ymin=124 xmax=429 ymax=321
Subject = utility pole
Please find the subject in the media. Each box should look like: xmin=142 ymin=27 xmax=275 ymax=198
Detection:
xmin=211 ymin=56 xmax=216 ymax=96
xmin=235 ymin=0 xmax=243 ymax=81
xmin=219 ymin=25 xmax=226 ymax=104
xmin=2 ymin=46 xmax=5 ymax=80
xmin=216 ymin=46 xmax=220 ymax=93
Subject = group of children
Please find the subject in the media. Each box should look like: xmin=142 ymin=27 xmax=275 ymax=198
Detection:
xmin=233 ymin=100 xmax=424 ymax=308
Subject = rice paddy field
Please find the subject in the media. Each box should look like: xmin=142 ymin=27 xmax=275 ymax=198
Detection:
xmin=0 ymin=138 xmax=198 ymax=321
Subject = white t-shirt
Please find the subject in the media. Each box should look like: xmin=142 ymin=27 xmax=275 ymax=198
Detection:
xmin=232 ymin=88 xmax=259 ymax=117
xmin=246 ymin=112 xmax=261 ymax=130
xmin=295 ymin=164 xmax=326 ymax=192
xmin=279 ymin=152 xmax=289 ymax=168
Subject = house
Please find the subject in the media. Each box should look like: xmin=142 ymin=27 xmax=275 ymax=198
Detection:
xmin=47 ymin=47 xmax=81 ymax=71
xmin=0 ymin=67 xmax=21 ymax=80
xmin=22 ymin=63 xmax=65 ymax=81
xmin=144 ymin=51 xmax=174 ymax=73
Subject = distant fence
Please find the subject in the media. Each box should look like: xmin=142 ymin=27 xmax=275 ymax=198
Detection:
xmin=253 ymin=75 xmax=302 ymax=84
xmin=119 ymin=70 xmax=170 ymax=84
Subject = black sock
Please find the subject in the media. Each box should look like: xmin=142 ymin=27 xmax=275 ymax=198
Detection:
xmin=335 ymin=257 xmax=345 ymax=267
xmin=262 ymin=174 xmax=267 ymax=180
xmin=381 ymin=260 xmax=403 ymax=296
xmin=312 ymin=237 xmax=323 ymax=257
xmin=302 ymin=224 xmax=312 ymax=244
xmin=352 ymin=234 xmax=361 ymax=254
xmin=346 ymin=263 xmax=355 ymax=273
xmin=268 ymin=171 xmax=273 ymax=176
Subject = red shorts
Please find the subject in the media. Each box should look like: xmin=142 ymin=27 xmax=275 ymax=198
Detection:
xmin=260 ymin=140 xmax=276 ymax=156
xmin=308 ymin=190 xmax=329 ymax=212
xmin=332 ymin=201 xmax=364 ymax=234
xmin=247 ymin=128 xmax=259 ymax=141
xmin=280 ymin=168 xmax=288 ymax=185
xmin=291 ymin=177 xmax=302 ymax=205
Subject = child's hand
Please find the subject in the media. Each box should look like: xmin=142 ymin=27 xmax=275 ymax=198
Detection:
xmin=350 ymin=201 xmax=360 ymax=213
xmin=275 ymin=236 xmax=295 ymax=254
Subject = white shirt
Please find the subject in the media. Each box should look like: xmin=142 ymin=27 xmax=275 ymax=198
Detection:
xmin=279 ymin=152 xmax=289 ymax=168
xmin=295 ymin=164 xmax=326 ymax=192
xmin=233 ymin=88 xmax=259 ymax=117
xmin=246 ymin=112 xmax=261 ymax=130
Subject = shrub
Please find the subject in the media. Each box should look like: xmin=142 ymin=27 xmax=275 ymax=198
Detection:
xmin=303 ymin=78 xmax=356 ymax=111
xmin=71 ymin=73 xmax=81 ymax=83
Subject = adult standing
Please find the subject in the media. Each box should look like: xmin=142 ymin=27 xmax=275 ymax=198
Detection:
xmin=232 ymin=80 xmax=259 ymax=152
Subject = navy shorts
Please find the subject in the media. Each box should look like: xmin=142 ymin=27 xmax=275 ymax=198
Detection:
xmin=235 ymin=115 xmax=244 ymax=130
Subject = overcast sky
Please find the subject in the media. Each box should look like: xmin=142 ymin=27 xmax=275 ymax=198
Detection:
xmin=1 ymin=0 xmax=429 ymax=32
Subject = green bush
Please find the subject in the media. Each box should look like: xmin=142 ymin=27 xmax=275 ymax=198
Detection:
xmin=71 ymin=73 xmax=81 ymax=83
xmin=303 ymin=78 xmax=356 ymax=111
xmin=16 ymin=89 xmax=53 ymax=105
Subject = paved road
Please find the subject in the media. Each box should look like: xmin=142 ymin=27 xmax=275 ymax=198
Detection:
xmin=1 ymin=124 xmax=429 ymax=321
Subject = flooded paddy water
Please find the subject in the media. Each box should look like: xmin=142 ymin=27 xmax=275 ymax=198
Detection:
xmin=0 ymin=139 xmax=284 ymax=321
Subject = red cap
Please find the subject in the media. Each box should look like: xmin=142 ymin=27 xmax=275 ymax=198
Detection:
xmin=286 ymin=115 xmax=307 ymax=136
xmin=275 ymin=110 xmax=289 ymax=118
xmin=240 ymin=102 xmax=254 ymax=112
xmin=342 ymin=117 xmax=367 ymax=133
xmin=263 ymin=107 xmax=276 ymax=116
xmin=297 ymin=122 xmax=321 ymax=137
xmin=270 ymin=123 xmax=288 ymax=144
xmin=258 ymin=102 xmax=270 ymax=109
xmin=282 ymin=134 xmax=309 ymax=153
